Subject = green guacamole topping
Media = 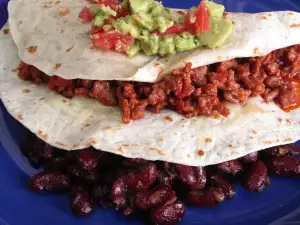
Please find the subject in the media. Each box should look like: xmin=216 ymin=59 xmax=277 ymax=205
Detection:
xmin=90 ymin=0 xmax=233 ymax=57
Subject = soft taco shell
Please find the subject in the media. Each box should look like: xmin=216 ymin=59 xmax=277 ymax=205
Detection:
xmin=7 ymin=0 xmax=300 ymax=82
xmin=1 ymin=25 xmax=300 ymax=166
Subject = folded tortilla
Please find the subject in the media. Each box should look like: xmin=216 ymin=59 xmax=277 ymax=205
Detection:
xmin=1 ymin=24 xmax=300 ymax=166
xmin=7 ymin=0 xmax=300 ymax=82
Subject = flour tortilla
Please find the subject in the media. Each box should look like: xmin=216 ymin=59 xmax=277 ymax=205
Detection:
xmin=1 ymin=25 xmax=300 ymax=166
xmin=8 ymin=0 xmax=300 ymax=82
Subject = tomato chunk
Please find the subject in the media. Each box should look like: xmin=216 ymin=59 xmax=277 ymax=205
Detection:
xmin=79 ymin=7 xmax=95 ymax=23
xmin=195 ymin=2 xmax=210 ymax=33
xmin=91 ymin=30 xmax=134 ymax=53
xmin=159 ymin=25 xmax=187 ymax=35
xmin=116 ymin=7 xmax=129 ymax=18
xmin=184 ymin=2 xmax=210 ymax=34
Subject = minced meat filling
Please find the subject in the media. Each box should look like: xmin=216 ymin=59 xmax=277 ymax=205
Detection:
xmin=19 ymin=45 xmax=300 ymax=123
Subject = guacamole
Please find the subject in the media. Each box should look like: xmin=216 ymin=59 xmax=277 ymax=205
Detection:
xmin=79 ymin=0 xmax=233 ymax=57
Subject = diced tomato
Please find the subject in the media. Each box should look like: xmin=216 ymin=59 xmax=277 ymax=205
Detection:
xmin=159 ymin=25 xmax=187 ymax=35
xmin=91 ymin=30 xmax=134 ymax=53
xmin=116 ymin=7 xmax=129 ymax=18
xmin=184 ymin=1 xmax=209 ymax=34
xmin=105 ymin=8 xmax=129 ymax=22
xmin=79 ymin=7 xmax=95 ymax=23
xmin=195 ymin=2 xmax=209 ymax=33
xmin=48 ymin=76 xmax=74 ymax=90
xmin=90 ymin=25 xmax=103 ymax=35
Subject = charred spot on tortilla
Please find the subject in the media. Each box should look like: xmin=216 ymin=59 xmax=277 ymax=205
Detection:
xmin=40 ymin=3 xmax=52 ymax=8
xmin=66 ymin=47 xmax=73 ymax=52
xmin=217 ymin=56 xmax=222 ymax=60
xmin=205 ymin=138 xmax=212 ymax=143
xmin=61 ymin=98 xmax=68 ymax=104
xmin=23 ymin=89 xmax=30 ymax=93
xmin=285 ymin=138 xmax=292 ymax=142
xmin=159 ymin=138 xmax=164 ymax=142
xmin=131 ymin=144 xmax=140 ymax=147
xmin=250 ymin=136 xmax=254 ymax=139
xmin=55 ymin=142 xmax=67 ymax=147
xmin=27 ymin=46 xmax=38 ymax=54
xmin=187 ymin=154 xmax=191 ymax=158
xmin=3 ymin=29 xmax=9 ymax=35
xmin=58 ymin=7 xmax=70 ymax=16
xmin=278 ymin=118 xmax=283 ymax=123
xmin=38 ymin=130 xmax=48 ymax=140
xmin=253 ymin=47 xmax=259 ymax=54
xmin=55 ymin=0 xmax=60 ymax=4
xmin=55 ymin=63 xmax=62 ymax=69
xmin=264 ymin=141 xmax=272 ymax=145
xmin=286 ymin=119 xmax=291 ymax=124
xmin=288 ymin=12 xmax=294 ymax=15
xmin=252 ymin=130 xmax=257 ymax=134
xmin=228 ymin=144 xmax=233 ymax=148
xmin=17 ymin=21 xmax=23 ymax=25
xmin=84 ymin=123 xmax=90 ymax=128
xmin=150 ymin=148 xmax=165 ymax=156
xmin=197 ymin=150 xmax=205 ymax=156
xmin=72 ymin=144 xmax=80 ymax=148
xmin=90 ymin=138 xmax=97 ymax=145
xmin=122 ymin=144 xmax=130 ymax=147
xmin=290 ymin=24 xmax=300 ymax=28
xmin=164 ymin=116 xmax=173 ymax=122
xmin=17 ymin=113 xmax=23 ymax=120
xmin=117 ymin=147 xmax=124 ymax=153
xmin=260 ymin=15 xmax=268 ymax=20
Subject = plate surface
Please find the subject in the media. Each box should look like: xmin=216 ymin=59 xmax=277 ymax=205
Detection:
xmin=1 ymin=0 xmax=300 ymax=225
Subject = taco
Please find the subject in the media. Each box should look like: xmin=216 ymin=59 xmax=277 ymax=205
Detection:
xmin=1 ymin=0 xmax=300 ymax=166
xmin=2 ymin=0 xmax=300 ymax=224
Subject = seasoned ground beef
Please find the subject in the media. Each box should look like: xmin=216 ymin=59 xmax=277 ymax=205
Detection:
xmin=19 ymin=45 xmax=300 ymax=123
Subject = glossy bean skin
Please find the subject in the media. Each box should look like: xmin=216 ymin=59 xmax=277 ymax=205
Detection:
xmin=209 ymin=173 xmax=235 ymax=199
xmin=217 ymin=160 xmax=243 ymax=175
xmin=264 ymin=156 xmax=300 ymax=176
xmin=186 ymin=187 xmax=225 ymax=207
xmin=150 ymin=201 xmax=185 ymax=225
xmin=242 ymin=161 xmax=268 ymax=191
xmin=135 ymin=185 xmax=176 ymax=209
xmin=30 ymin=172 xmax=71 ymax=192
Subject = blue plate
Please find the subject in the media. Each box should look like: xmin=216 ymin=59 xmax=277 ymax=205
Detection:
xmin=1 ymin=0 xmax=300 ymax=225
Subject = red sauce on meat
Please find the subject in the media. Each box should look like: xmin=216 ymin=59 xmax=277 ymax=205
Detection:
xmin=280 ymin=77 xmax=300 ymax=112
xmin=18 ymin=45 xmax=300 ymax=123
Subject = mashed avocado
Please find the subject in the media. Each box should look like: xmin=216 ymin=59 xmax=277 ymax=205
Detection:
xmin=91 ymin=0 xmax=233 ymax=57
